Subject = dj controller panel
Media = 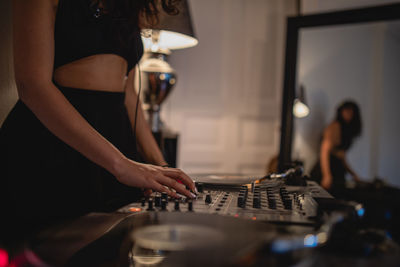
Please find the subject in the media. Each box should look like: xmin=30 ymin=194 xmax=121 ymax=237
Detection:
xmin=119 ymin=180 xmax=332 ymax=225
xmin=26 ymin=172 xmax=400 ymax=267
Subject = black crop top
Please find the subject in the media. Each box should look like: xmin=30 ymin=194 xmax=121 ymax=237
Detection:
xmin=54 ymin=0 xmax=143 ymax=73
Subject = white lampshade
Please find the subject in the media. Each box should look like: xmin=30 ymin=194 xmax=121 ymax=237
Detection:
xmin=293 ymin=99 xmax=310 ymax=118
xmin=141 ymin=0 xmax=198 ymax=52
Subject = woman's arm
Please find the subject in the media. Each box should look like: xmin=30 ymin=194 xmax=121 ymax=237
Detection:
xmin=124 ymin=69 xmax=167 ymax=166
xmin=319 ymin=122 xmax=340 ymax=189
xmin=124 ymin=69 xmax=196 ymax=192
xmin=13 ymin=0 xmax=195 ymax=198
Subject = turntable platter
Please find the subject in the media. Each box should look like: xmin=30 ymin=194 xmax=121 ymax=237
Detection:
xmin=192 ymin=173 xmax=262 ymax=185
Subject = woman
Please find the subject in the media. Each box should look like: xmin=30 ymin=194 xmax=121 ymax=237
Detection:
xmin=0 ymin=0 xmax=196 ymax=242
xmin=311 ymin=101 xmax=362 ymax=195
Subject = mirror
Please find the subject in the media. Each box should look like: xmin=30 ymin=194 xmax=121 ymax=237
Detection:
xmin=292 ymin=20 xmax=400 ymax=187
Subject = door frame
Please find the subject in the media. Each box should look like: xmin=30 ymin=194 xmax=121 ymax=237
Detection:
xmin=278 ymin=3 xmax=400 ymax=171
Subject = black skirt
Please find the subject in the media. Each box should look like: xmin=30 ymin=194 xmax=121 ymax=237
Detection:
xmin=0 ymin=86 xmax=142 ymax=241
xmin=310 ymin=153 xmax=347 ymax=195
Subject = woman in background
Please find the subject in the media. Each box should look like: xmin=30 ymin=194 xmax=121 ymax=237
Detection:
xmin=311 ymin=101 xmax=362 ymax=195
xmin=0 ymin=0 xmax=195 ymax=245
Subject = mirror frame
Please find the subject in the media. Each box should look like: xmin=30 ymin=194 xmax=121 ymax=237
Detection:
xmin=278 ymin=3 xmax=400 ymax=171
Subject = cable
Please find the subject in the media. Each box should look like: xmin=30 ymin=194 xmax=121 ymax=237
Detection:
xmin=132 ymin=42 xmax=142 ymax=152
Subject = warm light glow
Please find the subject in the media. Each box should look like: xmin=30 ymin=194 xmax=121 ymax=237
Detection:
xmin=293 ymin=99 xmax=310 ymax=118
xmin=140 ymin=58 xmax=174 ymax=73
xmin=316 ymin=232 xmax=328 ymax=244
xmin=129 ymin=207 xmax=142 ymax=213
xmin=142 ymin=30 xmax=198 ymax=51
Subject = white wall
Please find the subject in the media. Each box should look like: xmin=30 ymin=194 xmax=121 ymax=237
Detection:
xmin=377 ymin=24 xmax=400 ymax=186
xmin=161 ymin=0 xmax=296 ymax=174
xmin=293 ymin=22 xmax=385 ymax=179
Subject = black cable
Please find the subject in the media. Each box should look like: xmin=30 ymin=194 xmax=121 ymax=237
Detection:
xmin=132 ymin=42 xmax=142 ymax=152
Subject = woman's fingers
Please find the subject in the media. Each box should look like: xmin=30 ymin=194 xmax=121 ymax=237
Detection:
xmin=155 ymin=174 xmax=195 ymax=199
xmin=150 ymin=181 xmax=179 ymax=198
xmin=161 ymin=168 xmax=196 ymax=192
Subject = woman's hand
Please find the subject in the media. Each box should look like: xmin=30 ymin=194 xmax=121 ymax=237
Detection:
xmin=321 ymin=174 xmax=332 ymax=190
xmin=115 ymin=157 xmax=196 ymax=199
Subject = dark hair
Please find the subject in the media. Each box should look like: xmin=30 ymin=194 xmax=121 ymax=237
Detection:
xmin=335 ymin=100 xmax=362 ymax=150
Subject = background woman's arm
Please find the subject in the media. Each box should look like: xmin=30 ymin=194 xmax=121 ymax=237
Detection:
xmin=319 ymin=122 xmax=340 ymax=189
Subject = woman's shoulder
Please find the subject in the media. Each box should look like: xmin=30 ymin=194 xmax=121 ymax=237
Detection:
xmin=326 ymin=121 xmax=340 ymax=132
xmin=324 ymin=121 xmax=341 ymax=142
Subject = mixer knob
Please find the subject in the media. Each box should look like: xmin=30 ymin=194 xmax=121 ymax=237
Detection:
xmin=141 ymin=198 xmax=146 ymax=207
xmin=155 ymin=195 xmax=161 ymax=207
xmin=174 ymin=199 xmax=180 ymax=211
xmin=196 ymin=182 xmax=204 ymax=193
xmin=161 ymin=192 xmax=168 ymax=201
xmin=147 ymin=198 xmax=154 ymax=211
xmin=253 ymin=197 xmax=261 ymax=208
xmin=237 ymin=196 xmax=244 ymax=207
xmin=283 ymin=199 xmax=292 ymax=209
xmin=205 ymin=194 xmax=212 ymax=204
xmin=161 ymin=199 xmax=167 ymax=211
xmin=188 ymin=200 xmax=193 ymax=211
xmin=284 ymin=204 xmax=292 ymax=210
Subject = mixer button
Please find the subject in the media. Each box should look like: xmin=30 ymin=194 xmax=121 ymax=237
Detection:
xmin=174 ymin=199 xmax=180 ymax=211
xmin=218 ymin=203 xmax=223 ymax=207
xmin=196 ymin=182 xmax=204 ymax=193
xmin=237 ymin=196 xmax=244 ymax=207
xmin=188 ymin=200 xmax=193 ymax=211
xmin=155 ymin=195 xmax=161 ymax=207
xmin=147 ymin=198 xmax=154 ymax=211
xmin=161 ymin=199 xmax=167 ymax=211
xmin=205 ymin=194 xmax=212 ymax=204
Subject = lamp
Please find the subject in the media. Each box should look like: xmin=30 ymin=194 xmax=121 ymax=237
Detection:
xmin=138 ymin=0 xmax=198 ymax=164
xmin=293 ymin=85 xmax=310 ymax=118
xmin=141 ymin=0 xmax=198 ymax=53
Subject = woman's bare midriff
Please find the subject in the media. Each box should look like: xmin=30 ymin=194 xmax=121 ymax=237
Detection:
xmin=53 ymin=54 xmax=130 ymax=92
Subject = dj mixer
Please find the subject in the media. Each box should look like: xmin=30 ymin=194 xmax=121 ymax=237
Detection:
xmin=119 ymin=180 xmax=332 ymax=225
xmin=22 ymin=168 xmax=400 ymax=267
